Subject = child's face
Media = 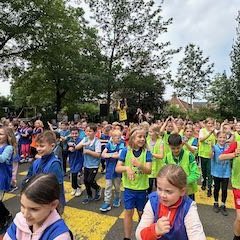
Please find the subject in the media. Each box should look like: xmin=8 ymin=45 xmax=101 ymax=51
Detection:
xmin=36 ymin=141 xmax=55 ymax=156
xmin=157 ymin=177 xmax=185 ymax=207
xmin=21 ymin=194 xmax=58 ymax=228
xmin=166 ymin=122 xmax=173 ymax=132
xmin=133 ymin=131 xmax=146 ymax=148
xmin=71 ymin=130 xmax=79 ymax=140
xmin=0 ymin=128 xmax=7 ymax=145
xmin=184 ymin=128 xmax=193 ymax=138
xmin=85 ymin=127 xmax=95 ymax=139
xmin=169 ymin=145 xmax=182 ymax=157
xmin=236 ymin=123 xmax=240 ymax=132
xmin=148 ymin=128 xmax=156 ymax=138
xmin=217 ymin=134 xmax=226 ymax=145
xmin=112 ymin=134 xmax=121 ymax=144
xmin=206 ymin=121 xmax=214 ymax=129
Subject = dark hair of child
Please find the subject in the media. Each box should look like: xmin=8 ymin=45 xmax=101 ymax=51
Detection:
xmin=21 ymin=174 xmax=60 ymax=204
xmin=70 ymin=126 xmax=79 ymax=132
xmin=36 ymin=131 xmax=56 ymax=144
xmin=168 ymin=133 xmax=182 ymax=146
xmin=54 ymin=131 xmax=61 ymax=139
xmin=157 ymin=164 xmax=187 ymax=189
xmin=87 ymin=123 xmax=97 ymax=132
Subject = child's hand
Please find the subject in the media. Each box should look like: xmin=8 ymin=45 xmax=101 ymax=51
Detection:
xmin=83 ymin=141 xmax=90 ymax=147
xmin=131 ymin=158 xmax=141 ymax=168
xmin=235 ymin=148 xmax=240 ymax=157
xmin=68 ymin=147 xmax=75 ymax=152
xmin=83 ymin=149 xmax=90 ymax=155
xmin=126 ymin=166 xmax=135 ymax=180
xmin=155 ymin=216 xmax=171 ymax=236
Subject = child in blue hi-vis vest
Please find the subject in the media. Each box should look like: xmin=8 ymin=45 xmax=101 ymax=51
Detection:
xmin=99 ymin=129 xmax=125 ymax=212
xmin=24 ymin=131 xmax=65 ymax=214
xmin=75 ymin=124 xmax=102 ymax=204
xmin=0 ymin=126 xmax=17 ymax=237
xmin=136 ymin=164 xmax=205 ymax=240
xmin=67 ymin=127 xmax=84 ymax=197
xmin=4 ymin=174 xmax=73 ymax=240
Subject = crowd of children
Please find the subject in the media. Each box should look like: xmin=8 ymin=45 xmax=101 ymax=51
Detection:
xmin=2 ymin=115 xmax=240 ymax=239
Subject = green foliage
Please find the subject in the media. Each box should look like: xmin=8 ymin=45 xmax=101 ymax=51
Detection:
xmin=121 ymin=71 xmax=165 ymax=117
xmin=229 ymin=11 xmax=240 ymax=117
xmin=170 ymin=43 xmax=214 ymax=105
xmin=85 ymin=0 xmax=178 ymax=115
xmin=66 ymin=102 xmax=99 ymax=117
xmin=207 ymin=72 xmax=236 ymax=118
xmin=164 ymin=104 xmax=187 ymax=119
xmin=7 ymin=0 xmax=103 ymax=113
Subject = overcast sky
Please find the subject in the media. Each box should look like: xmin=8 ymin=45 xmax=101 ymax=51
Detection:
xmin=0 ymin=0 xmax=239 ymax=99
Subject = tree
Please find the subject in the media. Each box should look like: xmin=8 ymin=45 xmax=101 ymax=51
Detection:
xmin=9 ymin=1 xmax=103 ymax=114
xmin=120 ymin=70 xmax=165 ymax=120
xmin=230 ymin=11 xmax=240 ymax=117
xmin=170 ymin=43 xmax=214 ymax=107
xmin=85 ymin=0 xmax=177 ymax=116
xmin=207 ymin=72 xmax=235 ymax=118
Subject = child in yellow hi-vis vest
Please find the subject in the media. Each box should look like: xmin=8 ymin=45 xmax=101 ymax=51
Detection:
xmin=116 ymin=127 xmax=152 ymax=240
xmin=147 ymin=124 xmax=164 ymax=194
xmin=198 ymin=117 xmax=216 ymax=197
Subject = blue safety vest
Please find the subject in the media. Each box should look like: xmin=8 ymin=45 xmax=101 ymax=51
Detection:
xmin=149 ymin=191 xmax=192 ymax=240
xmin=7 ymin=219 xmax=72 ymax=240
xmin=0 ymin=145 xmax=13 ymax=191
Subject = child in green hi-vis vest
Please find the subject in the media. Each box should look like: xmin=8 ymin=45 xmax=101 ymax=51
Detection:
xmin=164 ymin=133 xmax=200 ymax=201
xmin=182 ymin=125 xmax=198 ymax=156
xmin=160 ymin=116 xmax=179 ymax=158
xmin=147 ymin=124 xmax=164 ymax=194
xmin=198 ymin=117 xmax=216 ymax=197
xmin=219 ymin=141 xmax=240 ymax=240
xmin=116 ymin=127 xmax=152 ymax=240
xmin=234 ymin=121 xmax=240 ymax=142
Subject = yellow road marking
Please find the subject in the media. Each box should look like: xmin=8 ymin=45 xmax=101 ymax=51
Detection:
xmin=63 ymin=206 xmax=118 ymax=240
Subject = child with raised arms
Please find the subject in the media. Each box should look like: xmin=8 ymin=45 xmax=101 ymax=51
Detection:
xmin=4 ymin=174 xmax=72 ymax=240
xmin=116 ymin=127 xmax=152 ymax=240
xmin=135 ymin=164 xmax=206 ymax=240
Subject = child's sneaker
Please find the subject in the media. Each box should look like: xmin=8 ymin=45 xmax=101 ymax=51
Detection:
xmin=74 ymin=188 xmax=82 ymax=197
xmin=113 ymin=198 xmax=121 ymax=208
xmin=220 ymin=205 xmax=228 ymax=216
xmin=99 ymin=202 xmax=111 ymax=212
xmin=213 ymin=203 xmax=220 ymax=213
xmin=82 ymin=196 xmax=93 ymax=204
xmin=71 ymin=189 xmax=77 ymax=196
xmin=9 ymin=185 xmax=18 ymax=193
xmin=94 ymin=187 xmax=102 ymax=201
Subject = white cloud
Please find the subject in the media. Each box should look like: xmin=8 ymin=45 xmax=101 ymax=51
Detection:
xmin=161 ymin=0 xmax=239 ymax=99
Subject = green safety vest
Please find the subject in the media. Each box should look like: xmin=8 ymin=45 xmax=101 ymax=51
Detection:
xmin=122 ymin=148 xmax=149 ymax=190
xmin=163 ymin=132 xmax=171 ymax=158
xmin=198 ymin=128 xmax=215 ymax=158
xmin=183 ymin=137 xmax=198 ymax=156
xmin=147 ymin=138 xmax=164 ymax=178
xmin=166 ymin=150 xmax=198 ymax=195
xmin=232 ymin=142 xmax=240 ymax=189
xmin=234 ymin=132 xmax=240 ymax=142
